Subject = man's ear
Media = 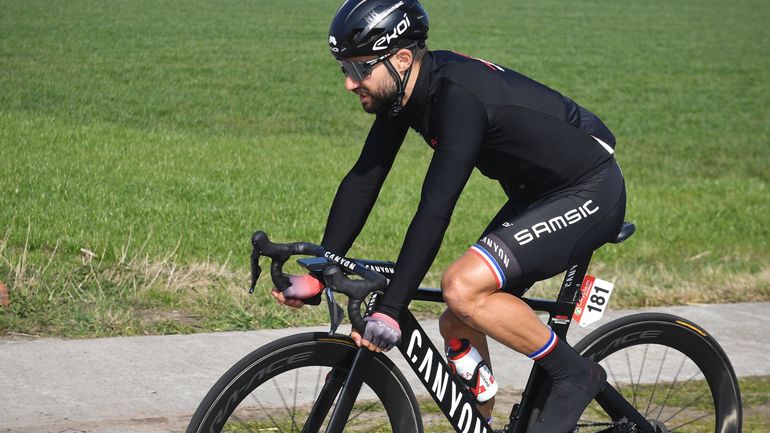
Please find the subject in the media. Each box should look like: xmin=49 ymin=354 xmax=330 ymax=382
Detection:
xmin=394 ymin=48 xmax=414 ymax=72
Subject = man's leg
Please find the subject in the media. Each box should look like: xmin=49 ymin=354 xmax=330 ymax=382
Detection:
xmin=438 ymin=251 xmax=552 ymax=421
xmin=441 ymin=250 xmax=605 ymax=433
xmin=441 ymin=250 xmax=552 ymax=354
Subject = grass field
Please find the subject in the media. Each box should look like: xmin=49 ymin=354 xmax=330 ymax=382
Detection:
xmin=1 ymin=0 xmax=768 ymax=337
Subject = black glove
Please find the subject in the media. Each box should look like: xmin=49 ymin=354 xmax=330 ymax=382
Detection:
xmin=362 ymin=312 xmax=401 ymax=351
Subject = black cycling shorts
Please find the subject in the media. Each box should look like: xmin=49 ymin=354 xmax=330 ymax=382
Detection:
xmin=469 ymin=159 xmax=626 ymax=294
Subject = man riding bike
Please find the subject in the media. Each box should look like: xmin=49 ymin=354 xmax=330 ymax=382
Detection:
xmin=272 ymin=1 xmax=626 ymax=432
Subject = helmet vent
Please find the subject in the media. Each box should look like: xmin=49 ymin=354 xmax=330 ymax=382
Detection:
xmin=359 ymin=28 xmax=385 ymax=47
xmin=342 ymin=28 xmax=364 ymax=50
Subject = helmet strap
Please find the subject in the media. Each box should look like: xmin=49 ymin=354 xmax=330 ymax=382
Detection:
xmin=383 ymin=57 xmax=414 ymax=117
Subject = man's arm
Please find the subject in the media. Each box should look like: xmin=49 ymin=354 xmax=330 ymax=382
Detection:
xmin=321 ymin=114 xmax=409 ymax=255
xmin=375 ymin=81 xmax=488 ymax=319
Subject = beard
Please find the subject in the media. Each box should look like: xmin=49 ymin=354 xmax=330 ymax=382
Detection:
xmin=358 ymin=78 xmax=398 ymax=114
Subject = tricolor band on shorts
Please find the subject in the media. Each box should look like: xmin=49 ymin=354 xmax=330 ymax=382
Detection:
xmin=528 ymin=327 xmax=557 ymax=360
xmin=470 ymin=243 xmax=506 ymax=289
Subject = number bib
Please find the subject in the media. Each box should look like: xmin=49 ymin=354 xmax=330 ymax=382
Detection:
xmin=572 ymin=275 xmax=614 ymax=327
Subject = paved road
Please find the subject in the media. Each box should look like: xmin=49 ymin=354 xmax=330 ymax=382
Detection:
xmin=2 ymin=302 xmax=767 ymax=433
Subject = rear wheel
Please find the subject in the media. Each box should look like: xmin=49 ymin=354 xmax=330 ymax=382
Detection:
xmin=186 ymin=332 xmax=423 ymax=433
xmin=574 ymin=313 xmax=742 ymax=433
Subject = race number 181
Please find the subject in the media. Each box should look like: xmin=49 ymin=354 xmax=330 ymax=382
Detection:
xmin=572 ymin=275 xmax=615 ymax=327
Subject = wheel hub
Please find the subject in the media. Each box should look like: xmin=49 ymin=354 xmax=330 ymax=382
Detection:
xmin=648 ymin=419 xmax=669 ymax=433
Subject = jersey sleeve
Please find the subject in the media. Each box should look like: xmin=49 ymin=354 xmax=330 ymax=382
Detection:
xmin=376 ymin=81 xmax=488 ymax=319
xmin=321 ymin=114 xmax=409 ymax=255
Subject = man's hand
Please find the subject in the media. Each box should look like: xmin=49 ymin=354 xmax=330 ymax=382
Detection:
xmin=270 ymin=274 xmax=324 ymax=309
xmin=351 ymin=312 xmax=401 ymax=352
xmin=270 ymin=287 xmax=306 ymax=309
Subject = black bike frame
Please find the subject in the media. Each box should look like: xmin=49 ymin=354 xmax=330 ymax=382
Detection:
xmin=300 ymin=252 xmax=655 ymax=433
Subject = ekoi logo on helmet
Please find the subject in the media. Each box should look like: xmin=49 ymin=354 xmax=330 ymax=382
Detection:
xmin=373 ymin=13 xmax=411 ymax=51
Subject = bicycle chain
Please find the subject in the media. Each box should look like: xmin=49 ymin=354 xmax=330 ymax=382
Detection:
xmin=497 ymin=420 xmax=638 ymax=433
xmin=575 ymin=420 xmax=639 ymax=433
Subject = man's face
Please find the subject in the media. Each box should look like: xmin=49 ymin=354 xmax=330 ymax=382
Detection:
xmin=341 ymin=57 xmax=397 ymax=114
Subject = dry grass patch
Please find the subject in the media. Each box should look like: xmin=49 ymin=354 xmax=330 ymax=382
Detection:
xmin=0 ymin=227 xmax=329 ymax=338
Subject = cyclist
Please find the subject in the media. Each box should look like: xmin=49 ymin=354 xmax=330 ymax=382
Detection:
xmin=272 ymin=1 xmax=626 ymax=431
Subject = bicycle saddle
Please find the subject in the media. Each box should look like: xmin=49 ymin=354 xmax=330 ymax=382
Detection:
xmin=610 ymin=221 xmax=635 ymax=244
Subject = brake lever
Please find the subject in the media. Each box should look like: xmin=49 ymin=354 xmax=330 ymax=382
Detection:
xmin=249 ymin=247 xmax=262 ymax=294
xmin=325 ymin=288 xmax=345 ymax=335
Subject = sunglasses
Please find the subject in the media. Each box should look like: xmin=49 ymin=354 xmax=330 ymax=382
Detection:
xmin=338 ymin=52 xmax=393 ymax=82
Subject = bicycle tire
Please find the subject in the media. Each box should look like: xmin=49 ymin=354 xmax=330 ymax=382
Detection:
xmin=573 ymin=312 xmax=742 ymax=433
xmin=186 ymin=332 xmax=423 ymax=433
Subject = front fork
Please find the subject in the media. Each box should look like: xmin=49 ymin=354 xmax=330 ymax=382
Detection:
xmin=322 ymin=347 xmax=375 ymax=433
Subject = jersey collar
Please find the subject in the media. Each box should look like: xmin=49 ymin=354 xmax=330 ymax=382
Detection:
xmin=398 ymin=51 xmax=433 ymax=124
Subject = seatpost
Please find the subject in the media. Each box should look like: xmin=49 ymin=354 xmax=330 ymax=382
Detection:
xmin=556 ymin=253 xmax=593 ymax=305
xmin=551 ymin=254 xmax=592 ymax=339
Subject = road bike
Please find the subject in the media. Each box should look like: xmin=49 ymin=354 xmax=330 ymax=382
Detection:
xmin=186 ymin=223 xmax=742 ymax=433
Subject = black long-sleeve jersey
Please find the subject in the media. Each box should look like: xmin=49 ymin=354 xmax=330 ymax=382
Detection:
xmin=322 ymin=50 xmax=616 ymax=319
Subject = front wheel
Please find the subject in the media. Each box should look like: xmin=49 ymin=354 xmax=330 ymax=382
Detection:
xmin=574 ymin=313 xmax=742 ymax=433
xmin=186 ymin=332 xmax=423 ymax=433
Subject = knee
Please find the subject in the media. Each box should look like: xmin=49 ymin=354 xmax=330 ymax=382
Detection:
xmin=441 ymin=269 xmax=480 ymax=321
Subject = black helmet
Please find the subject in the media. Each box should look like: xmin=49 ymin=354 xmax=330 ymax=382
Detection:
xmin=329 ymin=0 xmax=429 ymax=60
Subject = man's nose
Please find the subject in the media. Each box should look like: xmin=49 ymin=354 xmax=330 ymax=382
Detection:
xmin=344 ymin=76 xmax=360 ymax=91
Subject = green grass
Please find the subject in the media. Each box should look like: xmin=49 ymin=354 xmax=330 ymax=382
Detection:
xmin=1 ymin=0 xmax=768 ymax=337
